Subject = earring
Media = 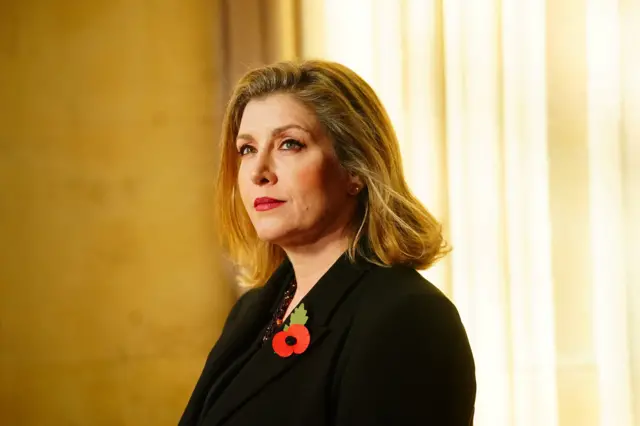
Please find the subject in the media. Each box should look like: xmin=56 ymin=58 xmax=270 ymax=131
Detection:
xmin=350 ymin=185 xmax=360 ymax=195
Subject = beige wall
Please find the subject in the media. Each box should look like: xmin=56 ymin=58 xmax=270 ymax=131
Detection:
xmin=0 ymin=1 xmax=236 ymax=424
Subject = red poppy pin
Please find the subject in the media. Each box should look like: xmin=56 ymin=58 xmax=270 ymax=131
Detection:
xmin=272 ymin=303 xmax=310 ymax=358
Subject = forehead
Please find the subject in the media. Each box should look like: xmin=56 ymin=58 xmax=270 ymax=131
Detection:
xmin=238 ymin=94 xmax=319 ymax=134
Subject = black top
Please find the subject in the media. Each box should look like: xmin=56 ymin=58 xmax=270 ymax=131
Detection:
xmin=179 ymin=253 xmax=476 ymax=426
xmin=195 ymin=269 xmax=294 ymax=422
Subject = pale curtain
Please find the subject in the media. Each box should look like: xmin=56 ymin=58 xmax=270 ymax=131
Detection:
xmin=295 ymin=1 xmax=640 ymax=425
xmin=217 ymin=0 xmax=300 ymax=101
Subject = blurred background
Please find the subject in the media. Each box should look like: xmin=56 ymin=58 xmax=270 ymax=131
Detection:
xmin=0 ymin=0 xmax=638 ymax=425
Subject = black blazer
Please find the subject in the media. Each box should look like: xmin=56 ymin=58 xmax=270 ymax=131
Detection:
xmin=179 ymin=254 xmax=476 ymax=426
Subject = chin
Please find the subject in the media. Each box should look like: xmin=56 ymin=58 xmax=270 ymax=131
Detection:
xmin=254 ymin=227 xmax=290 ymax=244
xmin=251 ymin=215 xmax=298 ymax=243
xmin=255 ymin=224 xmax=310 ymax=247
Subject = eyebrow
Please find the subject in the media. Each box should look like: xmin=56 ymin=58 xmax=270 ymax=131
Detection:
xmin=236 ymin=124 xmax=312 ymax=142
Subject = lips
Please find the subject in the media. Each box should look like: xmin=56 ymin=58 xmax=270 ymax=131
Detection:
xmin=254 ymin=197 xmax=285 ymax=211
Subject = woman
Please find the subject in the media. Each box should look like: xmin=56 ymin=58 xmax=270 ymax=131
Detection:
xmin=179 ymin=60 xmax=476 ymax=426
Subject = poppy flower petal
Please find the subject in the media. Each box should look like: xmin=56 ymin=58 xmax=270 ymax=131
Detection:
xmin=272 ymin=331 xmax=294 ymax=357
xmin=288 ymin=324 xmax=311 ymax=354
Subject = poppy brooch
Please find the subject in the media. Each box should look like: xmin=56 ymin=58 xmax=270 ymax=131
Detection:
xmin=272 ymin=303 xmax=310 ymax=358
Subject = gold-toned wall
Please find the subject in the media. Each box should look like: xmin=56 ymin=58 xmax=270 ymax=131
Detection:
xmin=0 ymin=1 xmax=235 ymax=424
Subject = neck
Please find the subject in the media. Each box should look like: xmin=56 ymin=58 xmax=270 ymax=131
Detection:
xmin=282 ymin=232 xmax=350 ymax=296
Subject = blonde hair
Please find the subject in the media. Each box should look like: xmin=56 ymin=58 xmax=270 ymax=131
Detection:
xmin=215 ymin=60 xmax=449 ymax=287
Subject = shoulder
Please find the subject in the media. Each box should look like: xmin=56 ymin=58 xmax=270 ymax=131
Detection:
xmin=222 ymin=286 xmax=263 ymax=330
xmin=236 ymin=286 xmax=264 ymax=307
xmin=360 ymin=263 xmax=446 ymax=299
xmin=334 ymin=264 xmax=476 ymax=425
xmin=341 ymin=263 xmax=473 ymax=372
xmin=351 ymin=264 xmax=461 ymax=330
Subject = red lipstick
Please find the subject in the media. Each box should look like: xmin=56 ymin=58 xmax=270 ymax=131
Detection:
xmin=254 ymin=197 xmax=285 ymax=211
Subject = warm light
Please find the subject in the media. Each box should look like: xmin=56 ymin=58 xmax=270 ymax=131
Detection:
xmin=502 ymin=0 xmax=558 ymax=424
xmin=322 ymin=0 xmax=375 ymax=85
xmin=586 ymin=0 xmax=635 ymax=425
xmin=404 ymin=0 xmax=449 ymax=292
xmin=299 ymin=1 xmax=638 ymax=424
xmin=442 ymin=1 xmax=513 ymax=424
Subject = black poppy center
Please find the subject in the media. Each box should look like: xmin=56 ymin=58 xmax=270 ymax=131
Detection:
xmin=285 ymin=335 xmax=297 ymax=346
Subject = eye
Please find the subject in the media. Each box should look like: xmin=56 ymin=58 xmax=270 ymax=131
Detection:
xmin=237 ymin=144 xmax=256 ymax=156
xmin=280 ymin=139 xmax=304 ymax=150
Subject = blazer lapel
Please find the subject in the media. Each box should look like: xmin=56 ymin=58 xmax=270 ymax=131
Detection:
xmin=207 ymin=258 xmax=294 ymax=374
xmin=181 ymin=260 xmax=293 ymax=426
xmin=202 ymin=323 xmax=330 ymax=425
xmin=201 ymin=252 xmax=372 ymax=425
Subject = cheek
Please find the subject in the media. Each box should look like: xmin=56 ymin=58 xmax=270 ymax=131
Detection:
xmin=236 ymin=166 xmax=252 ymax=207
xmin=291 ymin=160 xmax=346 ymax=208
xmin=293 ymin=167 xmax=324 ymax=192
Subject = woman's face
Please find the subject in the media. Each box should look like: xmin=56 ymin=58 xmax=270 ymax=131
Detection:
xmin=236 ymin=93 xmax=359 ymax=248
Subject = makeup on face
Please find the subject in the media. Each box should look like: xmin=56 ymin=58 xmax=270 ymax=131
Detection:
xmin=254 ymin=197 xmax=286 ymax=211
xmin=235 ymin=94 xmax=357 ymax=246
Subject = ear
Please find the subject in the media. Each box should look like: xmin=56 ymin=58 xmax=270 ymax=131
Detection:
xmin=347 ymin=174 xmax=364 ymax=196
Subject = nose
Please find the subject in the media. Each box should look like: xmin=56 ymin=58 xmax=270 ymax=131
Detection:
xmin=250 ymin=154 xmax=277 ymax=186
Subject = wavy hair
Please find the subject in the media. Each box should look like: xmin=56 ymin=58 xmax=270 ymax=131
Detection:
xmin=214 ymin=60 xmax=449 ymax=287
